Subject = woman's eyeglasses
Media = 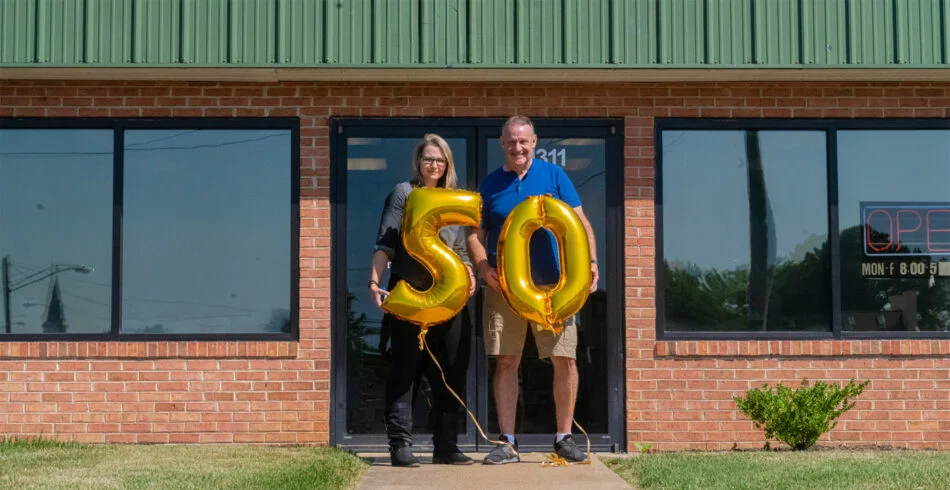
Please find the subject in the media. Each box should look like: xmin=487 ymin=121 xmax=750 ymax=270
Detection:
xmin=422 ymin=157 xmax=447 ymax=167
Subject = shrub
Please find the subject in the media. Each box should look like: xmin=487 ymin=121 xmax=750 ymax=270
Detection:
xmin=733 ymin=378 xmax=869 ymax=450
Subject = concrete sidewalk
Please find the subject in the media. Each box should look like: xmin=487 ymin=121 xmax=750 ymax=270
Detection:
xmin=356 ymin=451 xmax=633 ymax=489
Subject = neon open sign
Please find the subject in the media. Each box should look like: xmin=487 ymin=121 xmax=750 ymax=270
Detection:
xmin=862 ymin=202 xmax=950 ymax=256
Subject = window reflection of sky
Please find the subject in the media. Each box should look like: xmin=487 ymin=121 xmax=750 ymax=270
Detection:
xmin=122 ymin=130 xmax=291 ymax=335
xmin=0 ymin=130 xmax=113 ymax=334
xmin=839 ymin=130 xmax=950 ymax=234
xmin=662 ymin=131 xmax=829 ymax=271
xmin=0 ymin=129 xmax=292 ymax=335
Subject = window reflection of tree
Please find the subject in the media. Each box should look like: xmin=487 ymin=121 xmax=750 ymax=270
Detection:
xmin=840 ymin=226 xmax=950 ymax=332
xmin=664 ymin=223 xmax=950 ymax=332
xmin=345 ymin=291 xmax=384 ymax=433
xmin=666 ymin=130 xmax=831 ymax=333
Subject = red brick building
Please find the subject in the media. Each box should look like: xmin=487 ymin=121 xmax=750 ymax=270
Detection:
xmin=1 ymin=1 xmax=948 ymax=452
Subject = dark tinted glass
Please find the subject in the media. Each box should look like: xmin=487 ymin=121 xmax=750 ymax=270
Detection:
xmin=121 ymin=130 xmax=292 ymax=335
xmin=662 ymin=130 xmax=831 ymax=332
xmin=486 ymin=136 xmax=609 ymax=434
xmin=0 ymin=129 xmax=113 ymax=334
xmin=344 ymin=136 xmax=470 ymax=435
xmin=838 ymin=130 xmax=950 ymax=333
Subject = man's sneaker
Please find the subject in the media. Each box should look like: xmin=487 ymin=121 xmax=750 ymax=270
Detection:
xmin=482 ymin=437 xmax=519 ymax=465
xmin=554 ymin=435 xmax=588 ymax=462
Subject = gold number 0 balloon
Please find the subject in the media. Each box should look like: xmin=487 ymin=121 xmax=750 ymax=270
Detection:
xmin=382 ymin=188 xmax=482 ymax=336
xmin=497 ymin=195 xmax=592 ymax=334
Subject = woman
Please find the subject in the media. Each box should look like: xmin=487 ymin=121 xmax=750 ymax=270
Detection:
xmin=368 ymin=134 xmax=476 ymax=467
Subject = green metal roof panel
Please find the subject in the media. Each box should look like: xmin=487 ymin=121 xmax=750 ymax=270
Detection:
xmin=848 ymin=0 xmax=895 ymax=65
xmin=182 ymin=0 xmax=228 ymax=64
xmin=468 ymin=0 xmax=514 ymax=64
xmin=706 ymin=0 xmax=751 ymax=65
xmin=36 ymin=0 xmax=85 ymax=64
xmin=84 ymin=0 xmax=132 ymax=64
xmin=894 ymin=0 xmax=943 ymax=64
xmin=133 ymin=0 xmax=180 ymax=63
xmin=2 ymin=0 xmax=950 ymax=68
xmin=1 ymin=0 xmax=36 ymax=63
xmin=566 ymin=0 xmax=609 ymax=65
xmin=277 ymin=0 xmax=326 ymax=64
xmin=230 ymin=0 xmax=276 ymax=64
xmin=754 ymin=0 xmax=800 ymax=65
xmin=659 ymin=0 xmax=705 ymax=65
xmin=800 ymin=0 xmax=847 ymax=65
xmin=379 ymin=0 xmax=412 ymax=65
xmin=427 ymin=0 xmax=467 ymax=65
xmin=614 ymin=0 xmax=656 ymax=64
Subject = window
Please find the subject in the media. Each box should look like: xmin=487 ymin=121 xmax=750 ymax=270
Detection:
xmin=838 ymin=130 xmax=950 ymax=334
xmin=0 ymin=130 xmax=113 ymax=334
xmin=0 ymin=119 xmax=298 ymax=339
xmin=658 ymin=120 xmax=950 ymax=339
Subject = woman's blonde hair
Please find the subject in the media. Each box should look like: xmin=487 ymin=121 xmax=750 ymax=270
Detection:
xmin=410 ymin=134 xmax=457 ymax=189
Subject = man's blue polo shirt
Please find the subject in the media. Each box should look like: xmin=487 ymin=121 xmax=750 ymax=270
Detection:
xmin=479 ymin=159 xmax=582 ymax=286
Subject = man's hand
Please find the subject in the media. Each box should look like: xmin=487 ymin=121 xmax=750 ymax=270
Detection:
xmin=478 ymin=261 xmax=501 ymax=292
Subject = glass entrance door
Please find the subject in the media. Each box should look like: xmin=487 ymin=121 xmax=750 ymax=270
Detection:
xmin=331 ymin=120 xmax=623 ymax=453
xmin=476 ymin=124 xmax=623 ymax=452
xmin=332 ymin=126 xmax=478 ymax=451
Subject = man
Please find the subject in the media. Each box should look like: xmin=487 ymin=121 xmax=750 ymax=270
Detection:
xmin=467 ymin=115 xmax=599 ymax=464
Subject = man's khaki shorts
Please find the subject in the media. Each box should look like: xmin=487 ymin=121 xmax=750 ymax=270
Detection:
xmin=482 ymin=287 xmax=577 ymax=360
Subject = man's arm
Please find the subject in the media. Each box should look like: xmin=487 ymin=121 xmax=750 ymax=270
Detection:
xmin=573 ymin=206 xmax=599 ymax=293
xmin=467 ymin=227 xmax=501 ymax=291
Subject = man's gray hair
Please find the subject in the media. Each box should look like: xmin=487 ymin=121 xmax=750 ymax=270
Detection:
xmin=501 ymin=115 xmax=535 ymax=136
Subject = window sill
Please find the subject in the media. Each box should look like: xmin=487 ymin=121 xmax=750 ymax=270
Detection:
xmin=655 ymin=339 xmax=950 ymax=358
xmin=0 ymin=341 xmax=298 ymax=359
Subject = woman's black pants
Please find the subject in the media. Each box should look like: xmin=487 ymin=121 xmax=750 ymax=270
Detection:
xmin=383 ymin=304 xmax=471 ymax=455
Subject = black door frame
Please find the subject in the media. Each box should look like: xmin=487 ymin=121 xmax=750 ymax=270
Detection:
xmin=330 ymin=117 xmax=626 ymax=452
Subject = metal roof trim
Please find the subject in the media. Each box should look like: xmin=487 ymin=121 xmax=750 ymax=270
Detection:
xmin=4 ymin=66 xmax=950 ymax=82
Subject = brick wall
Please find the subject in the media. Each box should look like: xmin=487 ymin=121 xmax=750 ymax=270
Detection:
xmin=0 ymin=80 xmax=948 ymax=449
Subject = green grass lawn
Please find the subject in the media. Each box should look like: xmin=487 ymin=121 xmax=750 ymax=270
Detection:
xmin=604 ymin=450 xmax=950 ymax=490
xmin=0 ymin=439 xmax=368 ymax=489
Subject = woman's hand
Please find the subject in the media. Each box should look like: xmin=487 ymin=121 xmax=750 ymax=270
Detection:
xmin=468 ymin=267 xmax=477 ymax=297
xmin=369 ymin=282 xmax=388 ymax=309
xmin=590 ymin=262 xmax=600 ymax=293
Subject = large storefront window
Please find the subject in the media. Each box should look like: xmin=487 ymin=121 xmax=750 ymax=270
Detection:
xmin=0 ymin=120 xmax=298 ymax=339
xmin=0 ymin=130 xmax=114 ymax=334
xmin=838 ymin=130 xmax=950 ymax=333
xmin=661 ymin=130 xmax=830 ymax=333
xmin=122 ymin=130 xmax=292 ymax=335
xmin=658 ymin=121 xmax=950 ymax=339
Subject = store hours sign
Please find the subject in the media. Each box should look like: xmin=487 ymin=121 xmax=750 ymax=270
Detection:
xmin=861 ymin=202 xmax=950 ymax=278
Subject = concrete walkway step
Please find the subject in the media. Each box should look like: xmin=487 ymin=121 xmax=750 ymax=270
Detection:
xmin=356 ymin=451 xmax=633 ymax=489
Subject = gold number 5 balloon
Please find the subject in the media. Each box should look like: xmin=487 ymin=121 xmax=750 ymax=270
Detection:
xmin=382 ymin=188 xmax=482 ymax=335
xmin=496 ymin=195 xmax=592 ymax=334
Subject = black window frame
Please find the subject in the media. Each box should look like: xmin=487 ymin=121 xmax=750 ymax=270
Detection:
xmin=656 ymin=118 xmax=950 ymax=341
xmin=0 ymin=117 xmax=300 ymax=341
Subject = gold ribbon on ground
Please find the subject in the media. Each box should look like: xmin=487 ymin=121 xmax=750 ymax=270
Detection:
xmin=423 ymin=336 xmax=591 ymax=466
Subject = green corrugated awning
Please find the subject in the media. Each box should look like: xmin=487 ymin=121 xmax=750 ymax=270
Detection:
xmin=2 ymin=0 xmax=949 ymax=80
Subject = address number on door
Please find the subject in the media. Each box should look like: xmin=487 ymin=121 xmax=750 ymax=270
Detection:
xmin=535 ymin=148 xmax=566 ymax=167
